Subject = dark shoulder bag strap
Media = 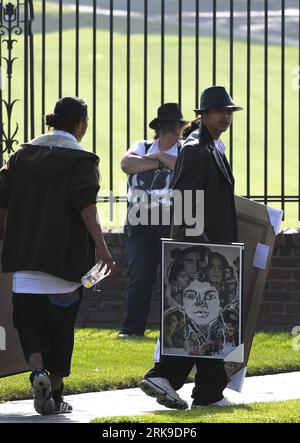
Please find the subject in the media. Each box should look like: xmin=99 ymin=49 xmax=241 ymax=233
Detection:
xmin=177 ymin=141 xmax=182 ymax=155
xmin=144 ymin=141 xmax=153 ymax=153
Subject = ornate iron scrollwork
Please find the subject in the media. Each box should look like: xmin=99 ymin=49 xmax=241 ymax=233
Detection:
xmin=0 ymin=1 xmax=33 ymax=163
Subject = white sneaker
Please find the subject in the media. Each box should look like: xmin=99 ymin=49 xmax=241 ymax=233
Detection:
xmin=30 ymin=369 xmax=55 ymax=415
xmin=191 ymin=396 xmax=235 ymax=408
xmin=140 ymin=377 xmax=188 ymax=410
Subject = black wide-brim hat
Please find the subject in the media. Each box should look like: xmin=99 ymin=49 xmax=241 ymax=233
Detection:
xmin=149 ymin=102 xmax=187 ymax=129
xmin=194 ymin=86 xmax=243 ymax=114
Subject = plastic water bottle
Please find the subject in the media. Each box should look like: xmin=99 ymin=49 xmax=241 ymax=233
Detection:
xmin=81 ymin=260 xmax=111 ymax=289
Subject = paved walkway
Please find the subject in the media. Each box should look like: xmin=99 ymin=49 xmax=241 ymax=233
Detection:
xmin=0 ymin=372 xmax=299 ymax=423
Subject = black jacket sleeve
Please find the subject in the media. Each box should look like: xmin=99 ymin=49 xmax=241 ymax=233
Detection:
xmin=0 ymin=154 xmax=16 ymax=209
xmin=69 ymin=158 xmax=100 ymax=213
xmin=172 ymin=143 xmax=206 ymax=192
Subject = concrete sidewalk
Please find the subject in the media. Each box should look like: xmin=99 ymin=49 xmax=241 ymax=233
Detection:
xmin=0 ymin=371 xmax=299 ymax=423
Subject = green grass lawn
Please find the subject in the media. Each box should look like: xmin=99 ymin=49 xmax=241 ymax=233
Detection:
xmin=1 ymin=1 xmax=298 ymax=227
xmin=0 ymin=330 xmax=299 ymax=403
xmin=92 ymin=399 xmax=300 ymax=423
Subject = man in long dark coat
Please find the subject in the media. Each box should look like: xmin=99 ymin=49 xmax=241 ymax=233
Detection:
xmin=140 ymin=86 xmax=243 ymax=409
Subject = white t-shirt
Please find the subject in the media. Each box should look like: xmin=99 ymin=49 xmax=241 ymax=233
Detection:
xmin=12 ymin=272 xmax=81 ymax=294
xmin=13 ymin=130 xmax=82 ymax=294
xmin=127 ymin=139 xmax=179 ymax=211
xmin=214 ymin=139 xmax=225 ymax=155
xmin=128 ymin=139 xmax=179 ymax=158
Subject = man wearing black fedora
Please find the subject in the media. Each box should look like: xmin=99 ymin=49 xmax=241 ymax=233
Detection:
xmin=119 ymin=103 xmax=187 ymax=338
xmin=140 ymin=86 xmax=243 ymax=409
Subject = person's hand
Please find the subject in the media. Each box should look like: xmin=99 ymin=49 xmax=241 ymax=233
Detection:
xmin=96 ymin=240 xmax=116 ymax=275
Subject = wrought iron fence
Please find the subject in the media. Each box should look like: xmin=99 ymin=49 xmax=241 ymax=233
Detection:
xmin=0 ymin=0 xmax=299 ymax=224
xmin=0 ymin=0 xmax=34 ymax=164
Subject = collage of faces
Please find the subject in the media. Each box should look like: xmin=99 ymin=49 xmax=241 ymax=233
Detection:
xmin=162 ymin=243 xmax=241 ymax=358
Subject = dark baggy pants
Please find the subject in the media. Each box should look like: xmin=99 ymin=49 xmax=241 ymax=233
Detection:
xmin=145 ymin=355 xmax=228 ymax=404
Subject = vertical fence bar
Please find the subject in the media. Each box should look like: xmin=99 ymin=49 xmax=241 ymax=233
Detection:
xmin=58 ymin=0 xmax=62 ymax=98
xmin=10 ymin=0 xmax=17 ymax=146
xmin=126 ymin=0 xmax=130 ymax=150
xmin=264 ymin=0 xmax=268 ymax=205
xmin=92 ymin=0 xmax=96 ymax=153
xmin=229 ymin=0 xmax=234 ymax=167
xmin=161 ymin=0 xmax=165 ymax=104
xmin=299 ymin=0 xmax=300 ymax=220
xmin=41 ymin=0 xmax=45 ymax=133
xmin=29 ymin=2 xmax=34 ymax=139
xmin=109 ymin=0 xmax=113 ymax=192
xmin=195 ymin=0 xmax=199 ymax=109
xmin=281 ymin=0 xmax=285 ymax=216
xmin=24 ymin=0 xmax=28 ymax=141
xmin=144 ymin=0 xmax=148 ymax=139
xmin=246 ymin=0 xmax=251 ymax=197
xmin=75 ymin=0 xmax=79 ymax=96
xmin=212 ymin=0 xmax=217 ymax=85
xmin=178 ymin=0 xmax=182 ymax=107
xmin=0 ymin=3 xmax=3 ymax=166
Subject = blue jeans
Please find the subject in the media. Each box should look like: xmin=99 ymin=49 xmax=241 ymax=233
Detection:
xmin=121 ymin=225 xmax=170 ymax=335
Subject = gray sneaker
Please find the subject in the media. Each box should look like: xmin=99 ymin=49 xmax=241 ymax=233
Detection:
xmin=30 ymin=369 xmax=55 ymax=415
xmin=140 ymin=377 xmax=188 ymax=410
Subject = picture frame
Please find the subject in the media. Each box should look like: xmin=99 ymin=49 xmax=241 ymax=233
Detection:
xmin=161 ymin=239 xmax=244 ymax=361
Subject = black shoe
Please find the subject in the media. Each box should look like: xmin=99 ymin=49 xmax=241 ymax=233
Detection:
xmin=30 ymin=369 xmax=55 ymax=415
xmin=52 ymin=383 xmax=73 ymax=414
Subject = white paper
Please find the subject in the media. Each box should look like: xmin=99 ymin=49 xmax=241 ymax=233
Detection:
xmin=223 ymin=343 xmax=244 ymax=363
xmin=227 ymin=366 xmax=247 ymax=392
xmin=252 ymin=243 xmax=270 ymax=270
xmin=153 ymin=337 xmax=160 ymax=362
xmin=267 ymin=206 xmax=283 ymax=235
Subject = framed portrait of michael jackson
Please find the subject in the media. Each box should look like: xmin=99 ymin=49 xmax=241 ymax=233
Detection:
xmin=161 ymin=240 xmax=244 ymax=360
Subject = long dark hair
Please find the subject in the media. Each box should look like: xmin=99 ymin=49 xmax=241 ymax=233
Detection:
xmin=181 ymin=113 xmax=213 ymax=145
xmin=45 ymin=96 xmax=88 ymax=133
xmin=152 ymin=120 xmax=186 ymax=140
xmin=181 ymin=117 xmax=201 ymax=139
